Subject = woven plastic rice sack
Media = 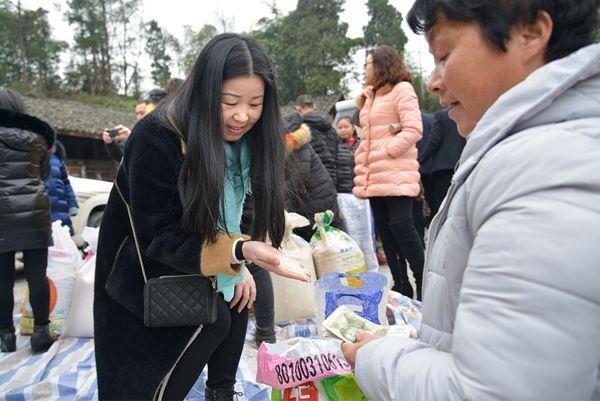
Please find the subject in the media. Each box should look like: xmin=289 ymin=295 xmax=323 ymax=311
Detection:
xmin=62 ymin=226 xmax=99 ymax=338
xmin=310 ymin=210 xmax=365 ymax=279
xmin=256 ymin=338 xmax=351 ymax=390
xmin=272 ymin=213 xmax=317 ymax=323
xmin=336 ymin=194 xmax=378 ymax=270
xmin=21 ymin=221 xmax=82 ymax=336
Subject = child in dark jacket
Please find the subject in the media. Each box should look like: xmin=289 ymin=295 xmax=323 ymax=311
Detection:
xmin=45 ymin=141 xmax=78 ymax=234
xmin=335 ymin=116 xmax=360 ymax=193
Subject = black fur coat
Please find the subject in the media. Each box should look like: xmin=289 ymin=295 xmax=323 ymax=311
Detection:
xmin=94 ymin=116 xmax=244 ymax=400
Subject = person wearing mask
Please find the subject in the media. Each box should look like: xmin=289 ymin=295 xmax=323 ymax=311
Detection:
xmin=0 ymin=88 xmax=57 ymax=354
xmin=93 ymin=34 xmax=310 ymax=401
xmin=292 ymin=95 xmax=339 ymax=188
xmin=419 ymin=108 xmax=466 ymax=218
xmin=102 ymin=101 xmax=146 ymax=162
xmin=354 ymin=45 xmax=424 ymax=299
xmin=45 ymin=141 xmax=79 ymax=234
xmin=343 ymin=1 xmax=600 ymax=400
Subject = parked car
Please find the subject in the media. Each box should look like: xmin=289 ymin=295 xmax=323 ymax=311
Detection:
xmin=69 ymin=176 xmax=112 ymax=247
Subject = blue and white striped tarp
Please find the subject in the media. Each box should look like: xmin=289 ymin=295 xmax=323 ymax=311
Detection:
xmin=0 ymin=318 xmax=319 ymax=401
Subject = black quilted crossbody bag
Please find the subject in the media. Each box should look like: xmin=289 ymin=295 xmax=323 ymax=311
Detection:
xmin=115 ymin=182 xmax=218 ymax=328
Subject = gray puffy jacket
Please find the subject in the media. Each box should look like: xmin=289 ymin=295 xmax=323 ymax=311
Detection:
xmin=355 ymin=44 xmax=600 ymax=401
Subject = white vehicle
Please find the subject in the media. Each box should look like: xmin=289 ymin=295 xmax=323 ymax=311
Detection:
xmin=69 ymin=176 xmax=112 ymax=247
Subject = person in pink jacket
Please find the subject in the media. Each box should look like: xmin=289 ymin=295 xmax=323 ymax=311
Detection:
xmin=354 ymin=45 xmax=424 ymax=299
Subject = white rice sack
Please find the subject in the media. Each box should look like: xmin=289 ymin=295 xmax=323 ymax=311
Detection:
xmin=310 ymin=211 xmax=365 ymax=278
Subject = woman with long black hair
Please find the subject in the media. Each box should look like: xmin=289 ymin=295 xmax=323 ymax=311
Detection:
xmin=93 ymin=33 xmax=310 ymax=401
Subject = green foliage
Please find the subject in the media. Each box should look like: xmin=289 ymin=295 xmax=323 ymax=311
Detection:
xmin=362 ymin=0 xmax=407 ymax=53
xmin=145 ymin=19 xmax=173 ymax=87
xmin=411 ymin=69 xmax=439 ymax=113
xmin=252 ymin=0 xmax=356 ymax=103
xmin=178 ymin=24 xmax=217 ymax=76
xmin=0 ymin=1 xmax=66 ymax=93
xmin=111 ymin=0 xmax=144 ymax=96
xmin=66 ymin=0 xmax=114 ymax=95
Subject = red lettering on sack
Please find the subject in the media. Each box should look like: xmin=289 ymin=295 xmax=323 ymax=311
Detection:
xmin=283 ymin=382 xmax=319 ymax=401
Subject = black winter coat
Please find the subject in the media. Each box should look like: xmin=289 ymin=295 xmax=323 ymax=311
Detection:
xmin=0 ymin=108 xmax=55 ymax=253
xmin=285 ymin=112 xmax=338 ymax=188
xmin=336 ymin=136 xmax=360 ymax=193
xmin=418 ymin=108 xmax=466 ymax=173
xmin=417 ymin=113 xmax=435 ymax=175
xmin=285 ymin=124 xmax=343 ymax=240
xmin=105 ymin=140 xmax=125 ymax=162
xmin=241 ymin=124 xmax=343 ymax=241
xmin=94 ymin=116 xmax=245 ymax=400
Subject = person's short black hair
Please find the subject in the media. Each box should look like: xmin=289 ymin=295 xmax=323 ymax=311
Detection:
xmin=295 ymin=94 xmax=315 ymax=109
xmin=148 ymin=88 xmax=167 ymax=104
xmin=407 ymin=0 xmax=600 ymax=62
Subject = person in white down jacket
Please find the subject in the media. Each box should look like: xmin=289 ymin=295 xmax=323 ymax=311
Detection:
xmin=341 ymin=0 xmax=600 ymax=400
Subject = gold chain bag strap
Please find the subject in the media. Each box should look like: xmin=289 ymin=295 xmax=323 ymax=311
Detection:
xmin=114 ymin=182 xmax=218 ymax=328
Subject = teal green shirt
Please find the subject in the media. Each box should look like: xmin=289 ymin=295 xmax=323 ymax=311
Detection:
xmin=216 ymin=139 xmax=251 ymax=301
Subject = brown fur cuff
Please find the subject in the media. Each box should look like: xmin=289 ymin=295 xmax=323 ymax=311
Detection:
xmin=200 ymin=233 xmax=250 ymax=276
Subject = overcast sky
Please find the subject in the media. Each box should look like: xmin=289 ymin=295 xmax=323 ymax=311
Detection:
xmin=21 ymin=0 xmax=433 ymax=98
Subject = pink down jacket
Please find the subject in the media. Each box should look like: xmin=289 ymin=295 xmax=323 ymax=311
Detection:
xmin=353 ymin=81 xmax=422 ymax=198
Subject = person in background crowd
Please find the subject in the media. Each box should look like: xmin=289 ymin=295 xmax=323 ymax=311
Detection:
xmin=134 ymin=101 xmax=147 ymax=120
xmin=292 ymin=95 xmax=339 ymax=187
xmin=413 ymin=112 xmax=435 ymax=246
xmin=343 ymin=1 xmax=600 ymax=400
xmin=45 ymin=140 xmax=79 ymax=235
xmin=102 ymin=100 xmax=146 ymax=162
xmin=350 ymin=108 xmax=387 ymax=265
xmin=283 ymin=112 xmax=344 ymax=239
xmin=335 ymin=116 xmax=360 ymax=193
xmin=165 ymin=77 xmax=184 ymax=95
xmin=94 ymin=34 xmax=310 ymax=401
xmin=350 ymin=108 xmax=362 ymax=135
xmin=144 ymin=88 xmax=168 ymax=114
xmin=242 ymin=116 xmax=342 ymax=347
xmin=354 ymin=45 xmax=424 ymax=300
xmin=419 ymin=108 xmax=466 ymax=219
xmin=0 ymin=88 xmax=57 ymax=354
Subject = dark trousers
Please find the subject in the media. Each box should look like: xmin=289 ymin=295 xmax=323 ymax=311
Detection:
xmin=0 ymin=248 xmax=49 ymax=329
xmin=162 ymin=295 xmax=249 ymax=400
xmin=424 ymin=170 xmax=454 ymax=220
xmin=247 ymin=264 xmax=275 ymax=328
xmin=370 ymin=196 xmax=424 ymax=300
xmin=412 ymin=199 xmax=426 ymax=247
